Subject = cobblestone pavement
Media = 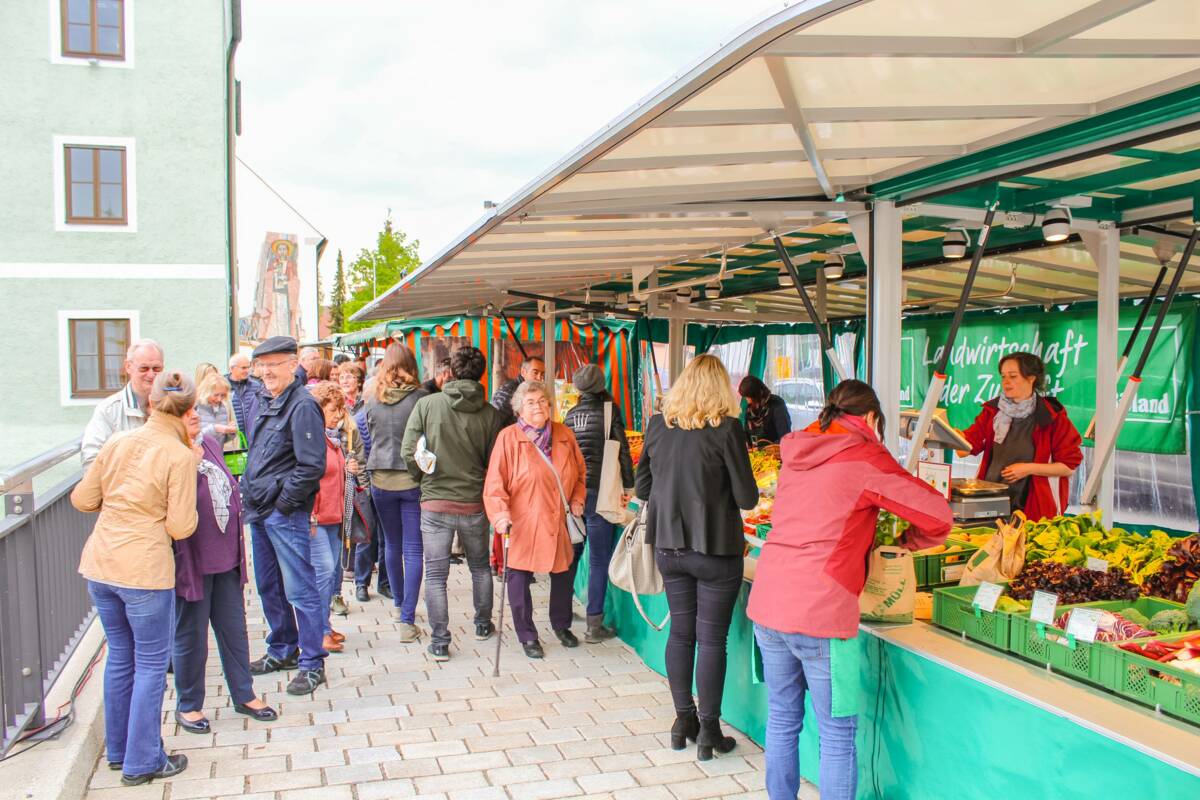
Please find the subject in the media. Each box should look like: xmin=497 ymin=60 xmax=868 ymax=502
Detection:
xmin=82 ymin=562 xmax=809 ymax=800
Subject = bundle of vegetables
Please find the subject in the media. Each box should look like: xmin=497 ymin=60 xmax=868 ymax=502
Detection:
xmin=1142 ymin=535 xmax=1200 ymax=602
xmin=1023 ymin=512 xmax=1173 ymax=584
xmin=1051 ymin=609 xmax=1155 ymax=642
xmin=1008 ymin=560 xmax=1140 ymax=604
xmin=749 ymin=448 xmax=782 ymax=495
xmin=875 ymin=511 xmax=911 ymax=547
xmin=1119 ymin=634 xmax=1200 ymax=677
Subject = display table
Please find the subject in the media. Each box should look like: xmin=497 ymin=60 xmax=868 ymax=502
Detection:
xmin=573 ymin=535 xmax=1200 ymax=798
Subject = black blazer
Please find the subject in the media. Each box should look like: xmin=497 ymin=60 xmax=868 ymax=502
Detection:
xmin=634 ymin=415 xmax=759 ymax=556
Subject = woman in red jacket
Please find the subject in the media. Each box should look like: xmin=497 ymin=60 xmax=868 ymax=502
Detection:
xmin=957 ymin=352 xmax=1082 ymax=521
xmin=747 ymin=380 xmax=952 ymax=800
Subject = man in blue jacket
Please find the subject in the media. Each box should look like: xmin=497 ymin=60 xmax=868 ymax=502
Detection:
xmin=241 ymin=336 xmax=328 ymax=695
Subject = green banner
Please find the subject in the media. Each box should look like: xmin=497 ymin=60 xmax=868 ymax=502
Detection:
xmin=900 ymin=303 xmax=1194 ymax=455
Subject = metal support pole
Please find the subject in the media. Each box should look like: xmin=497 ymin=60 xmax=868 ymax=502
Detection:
xmin=1082 ymin=226 xmax=1200 ymax=507
xmin=868 ymin=201 xmax=904 ymax=455
xmin=667 ymin=317 xmax=686 ymax=385
xmin=1088 ymin=227 xmax=1120 ymax=527
xmin=771 ymin=236 xmax=852 ymax=383
xmin=538 ymin=301 xmax=557 ymax=417
xmin=904 ymin=202 xmax=999 ymax=471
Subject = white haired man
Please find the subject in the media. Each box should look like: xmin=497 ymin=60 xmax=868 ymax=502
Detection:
xmin=299 ymin=347 xmax=320 ymax=381
xmin=81 ymin=339 xmax=165 ymax=468
xmin=226 ymin=352 xmax=263 ymax=440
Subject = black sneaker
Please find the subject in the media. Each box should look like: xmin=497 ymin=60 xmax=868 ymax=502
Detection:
xmin=355 ymin=585 xmax=369 ymax=602
xmin=379 ymin=585 xmax=394 ymax=600
xmin=427 ymin=643 xmax=450 ymax=661
xmin=121 ymin=753 xmax=188 ymax=786
xmin=449 ymin=555 xmax=464 ymax=564
xmin=475 ymin=621 xmax=495 ymax=641
xmin=555 ymin=629 xmax=579 ymax=648
xmin=286 ymin=668 xmax=325 ymax=696
xmin=522 ymin=640 xmax=545 ymax=659
xmin=248 ymin=652 xmax=298 ymax=675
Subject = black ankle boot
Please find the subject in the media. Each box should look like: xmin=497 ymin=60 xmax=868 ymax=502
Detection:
xmin=696 ymin=717 xmax=736 ymax=761
xmin=670 ymin=710 xmax=699 ymax=750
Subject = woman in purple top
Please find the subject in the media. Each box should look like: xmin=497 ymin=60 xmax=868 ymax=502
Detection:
xmin=172 ymin=418 xmax=277 ymax=733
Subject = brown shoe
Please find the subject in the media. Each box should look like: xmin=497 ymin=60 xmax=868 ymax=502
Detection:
xmin=330 ymin=630 xmax=346 ymax=644
xmin=323 ymin=634 xmax=344 ymax=653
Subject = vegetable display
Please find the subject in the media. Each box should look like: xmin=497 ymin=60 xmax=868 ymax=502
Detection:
xmin=875 ymin=511 xmax=911 ymax=547
xmin=1118 ymin=634 xmax=1200 ymax=677
xmin=626 ymin=431 xmax=644 ymax=465
xmin=1142 ymin=535 xmax=1200 ymax=602
xmin=1008 ymin=561 xmax=1140 ymax=604
xmin=749 ymin=448 xmax=781 ymax=494
xmin=1148 ymin=609 xmax=1192 ymax=634
xmin=1022 ymin=512 xmax=1173 ymax=584
xmin=1051 ymin=609 xmax=1155 ymax=643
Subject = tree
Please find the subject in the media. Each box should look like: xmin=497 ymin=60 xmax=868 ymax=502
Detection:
xmin=330 ymin=249 xmax=346 ymax=332
xmin=342 ymin=214 xmax=422 ymax=331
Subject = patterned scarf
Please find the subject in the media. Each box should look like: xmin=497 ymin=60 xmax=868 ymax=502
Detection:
xmin=993 ymin=394 xmax=1037 ymax=444
xmin=517 ymin=418 xmax=552 ymax=457
xmin=197 ymin=457 xmax=232 ymax=534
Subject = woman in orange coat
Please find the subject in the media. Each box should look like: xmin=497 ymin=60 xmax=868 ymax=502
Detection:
xmin=484 ymin=380 xmax=587 ymax=659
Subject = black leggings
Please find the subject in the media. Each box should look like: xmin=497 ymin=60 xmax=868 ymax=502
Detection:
xmin=656 ymin=548 xmax=743 ymax=721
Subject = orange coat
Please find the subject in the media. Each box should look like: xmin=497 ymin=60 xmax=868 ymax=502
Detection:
xmin=484 ymin=423 xmax=586 ymax=574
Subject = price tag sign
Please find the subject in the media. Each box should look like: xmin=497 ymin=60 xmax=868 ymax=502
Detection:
xmin=1065 ymin=608 xmax=1104 ymax=643
xmin=972 ymin=581 xmax=1004 ymax=613
xmin=1086 ymin=556 xmax=1109 ymax=573
xmin=1030 ymin=591 xmax=1059 ymax=625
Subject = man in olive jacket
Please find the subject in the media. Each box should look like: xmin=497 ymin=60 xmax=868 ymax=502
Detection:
xmin=401 ymin=346 xmax=503 ymax=661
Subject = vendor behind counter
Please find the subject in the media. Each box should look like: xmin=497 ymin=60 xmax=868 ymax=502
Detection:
xmin=738 ymin=376 xmax=791 ymax=445
xmin=957 ymin=352 xmax=1083 ymax=521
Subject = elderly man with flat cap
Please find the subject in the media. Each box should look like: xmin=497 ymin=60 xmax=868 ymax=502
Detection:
xmin=241 ymin=336 xmax=329 ymax=695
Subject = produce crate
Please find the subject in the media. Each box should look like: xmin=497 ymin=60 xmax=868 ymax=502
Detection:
xmin=914 ymin=543 xmax=978 ymax=589
xmin=1106 ymin=633 xmax=1200 ymax=727
xmin=1007 ymin=597 xmax=1186 ymax=687
xmin=931 ymin=584 xmax=1014 ymax=651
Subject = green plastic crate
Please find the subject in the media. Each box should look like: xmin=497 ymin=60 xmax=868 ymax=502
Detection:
xmin=224 ymin=432 xmax=248 ymax=477
xmin=914 ymin=543 xmax=978 ymax=589
xmin=1007 ymin=597 xmax=1186 ymax=686
xmin=931 ymin=583 xmax=1015 ymax=651
xmin=1107 ymin=632 xmax=1200 ymax=727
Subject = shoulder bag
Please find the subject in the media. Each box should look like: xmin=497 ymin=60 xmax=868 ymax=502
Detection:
xmin=530 ymin=441 xmax=587 ymax=545
xmin=607 ymin=503 xmax=671 ymax=630
xmin=595 ymin=402 xmax=632 ymax=525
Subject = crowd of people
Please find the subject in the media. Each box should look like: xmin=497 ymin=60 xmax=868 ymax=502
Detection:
xmin=72 ymin=333 xmax=969 ymax=799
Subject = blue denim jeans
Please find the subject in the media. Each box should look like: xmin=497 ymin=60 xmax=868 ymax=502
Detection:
xmin=753 ymin=624 xmax=858 ymax=800
xmin=354 ymin=531 xmax=389 ymax=590
xmin=372 ymin=487 xmax=423 ymax=624
xmin=88 ymin=580 xmax=175 ymax=776
xmin=421 ymin=510 xmax=492 ymax=647
xmin=312 ymin=524 xmax=340 ymax=636
xmin=250 ymin=508 xmax=328 ymax=671
xmin=566 ymin=489 xmax=616 ymax=617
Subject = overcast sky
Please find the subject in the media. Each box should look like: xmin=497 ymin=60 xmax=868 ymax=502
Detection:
xmin=233 ymin=1 xmax=772 ymax=311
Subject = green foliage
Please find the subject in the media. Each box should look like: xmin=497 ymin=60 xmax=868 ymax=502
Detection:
xmin=342 ymin=214 xmax=422 ymax=331
xmin=330 ymin=249 xmax=346 ymax=332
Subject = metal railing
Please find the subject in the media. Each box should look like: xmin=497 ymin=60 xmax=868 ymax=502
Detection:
xmin=0 ymin=439 xmax=95 ymax=755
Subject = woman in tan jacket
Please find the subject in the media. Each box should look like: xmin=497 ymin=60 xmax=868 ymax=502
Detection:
xmin=484 ymin=380 xmax=586 ymax=659
xmin=72 ymin=370 xmax=200 ymax=786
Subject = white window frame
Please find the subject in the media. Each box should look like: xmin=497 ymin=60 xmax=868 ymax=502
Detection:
xmin=58 ymin=309 xmax=140 ymax=407
xmin=49 ymin=0 xmax=135 ymax=69
xmin=53 ymin=135 xmax=137 ymax=232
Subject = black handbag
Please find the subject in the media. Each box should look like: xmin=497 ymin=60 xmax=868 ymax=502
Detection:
xmin=347 ymin=484 xmax=376 ymax=547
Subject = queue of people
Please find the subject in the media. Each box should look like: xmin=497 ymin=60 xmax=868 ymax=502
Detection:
xmin=71 ymin=329 xmax=1073 ymax=795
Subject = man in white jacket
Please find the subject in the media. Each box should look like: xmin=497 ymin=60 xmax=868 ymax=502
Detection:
xmin=80 ymin=339 xmax=165 ymax=469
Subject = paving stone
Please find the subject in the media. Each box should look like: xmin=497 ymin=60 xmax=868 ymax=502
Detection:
xmin=437 ymin=749 xmax=509 ymax=773
xmin=279 ymin=786 xmax=355 ymax=800
xmin=212 ymin=754 xmax=289 ymax=776
xmin=507 ymin=744 xmax=566 ymax=765
xmin=665 ymin=775 xmax=745 ymax=799
xmin=485 ymin=764 xmax=546 ymax=784
xmin=246 ymin=767 xmax=325 ymax=792
xmin=446 ymin=788 xmax=509 ymax=800
xmin=506 ymin=778 xmax=584 ymax=799
xmin=382 ymin=757 xmax=444 ymax=779
xmin=164 ymin=776 xmax=246 ymax=799
xmin=326 ymin=762 xmax=385 ymax=784
xmin=355 ymin=778 xmax=419 ymax=800
xmin=414 ymin=770 xmax=489 ymax=793
xmin=289 ymin=749 xmax=347 ymax=770
xmin=578 ymin=770 xmax=638 ymax=793
xmin=347 ymin=744 xmax=404 ymax=764
xmin=612 ymin=787 xmax=676 ymax=800
xmin=401 ymin=739 xmax=469 ymax=759
xmin=540 ymin=757 xmax=599 ymax=780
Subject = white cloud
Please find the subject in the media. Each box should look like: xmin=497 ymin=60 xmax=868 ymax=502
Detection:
xmin=234 ymin=0 xmax=770 ymax=312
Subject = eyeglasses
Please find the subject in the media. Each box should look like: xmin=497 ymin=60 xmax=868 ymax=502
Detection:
xmin=523 ymin=397 xmax=550 ymax=408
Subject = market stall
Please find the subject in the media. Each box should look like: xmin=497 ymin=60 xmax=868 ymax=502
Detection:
xmin=349 ymin=1 xmax=1200 ymax=795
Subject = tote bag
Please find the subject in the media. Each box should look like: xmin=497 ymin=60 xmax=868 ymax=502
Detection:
xmin=596 ymin=402 xmax=631 ymax=525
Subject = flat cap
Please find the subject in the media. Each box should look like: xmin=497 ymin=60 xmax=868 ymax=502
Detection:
xmin=252 ymin=335 xmax=299 ymax=359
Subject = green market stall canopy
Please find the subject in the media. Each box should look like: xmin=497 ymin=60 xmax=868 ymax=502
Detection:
xmin=355 ymin=0 xmax=1200 ymax=326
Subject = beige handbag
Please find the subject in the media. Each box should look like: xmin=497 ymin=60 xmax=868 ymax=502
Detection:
xmin=607 ymin=503 xmax=670 ymax=630
xmin=595 ymin=402 xmax=631 ymax=525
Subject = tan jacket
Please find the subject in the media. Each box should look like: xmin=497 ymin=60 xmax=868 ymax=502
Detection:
xmin=72 ymin=412 xmax=199 ymax=590
xmin=483 ymin=423 xmax=586 ymax=574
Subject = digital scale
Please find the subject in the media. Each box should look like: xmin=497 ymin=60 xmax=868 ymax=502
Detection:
xmin=898 ymin=410 xmax=1011 ymax=524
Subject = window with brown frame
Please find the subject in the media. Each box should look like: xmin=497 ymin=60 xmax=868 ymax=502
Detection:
xmin=61 ymin=0 xmax=125 ymax=60
xmin=69 ymin=319 xmax=130 ymax=399
xmin=65 ymin=145 xmax=127 ymax=224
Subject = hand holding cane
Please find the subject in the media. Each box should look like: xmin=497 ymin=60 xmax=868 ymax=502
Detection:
xmin=492 ymin=527 xmax=511 ymax=678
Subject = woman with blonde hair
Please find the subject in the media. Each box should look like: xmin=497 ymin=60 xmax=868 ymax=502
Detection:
xmin=196 ymin=372 xmax=238 ymax=450
xmin=71 ymin=370 xmax=201 ymax=785
xmin=634 ymin=354 xmax=758 ymax=761
xmin=194 ymin=362 xmax=220 ymax=388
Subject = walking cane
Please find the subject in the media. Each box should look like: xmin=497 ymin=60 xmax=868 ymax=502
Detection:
xmin=492 ymin=529 xmax=511 ymax=677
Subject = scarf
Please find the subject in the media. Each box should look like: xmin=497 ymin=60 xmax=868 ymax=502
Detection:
xmin=197 ymin=457 xmax=232 ymax=534
xmin=993 ymin=394 xmax=1037 ymax=445
xmin=745 ymin=400 xmax=770 ymax=437
xmin=517 ymin=418 xmax=552 ymax=457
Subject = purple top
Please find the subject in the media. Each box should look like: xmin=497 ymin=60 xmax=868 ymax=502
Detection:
xmin=174 ymin=435 xmax=247 ymax=601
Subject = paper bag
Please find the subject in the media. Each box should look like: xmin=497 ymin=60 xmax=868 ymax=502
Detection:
xmin=958 ymin=516 xmax=1026 ymax=587
xmin=859 ymin=546 xmax=916 ymax=623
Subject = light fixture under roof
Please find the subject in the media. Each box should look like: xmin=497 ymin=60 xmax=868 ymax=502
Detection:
xmin=704 ymin=282 xmax=721 ymax=300
xmin=777 ymin=264 xmax=794 ymax=288
xmin=824 ymin=253 xmax=844 ymax=280
xmin=628 ymin=297 xmax=641 ymax=312
xmin=615 ymin=292 xmax=629 ymax=309
xmin=942 ymin=229 xmax=968 ymax=260
xmin=1042 ymin=208 xmax=1071 ymax=243
xmin=675 ymin=287 xmax=692 ymax=304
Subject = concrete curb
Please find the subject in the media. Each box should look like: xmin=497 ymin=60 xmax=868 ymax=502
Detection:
xmin=3 ymin=618 xmax=106 ymax=800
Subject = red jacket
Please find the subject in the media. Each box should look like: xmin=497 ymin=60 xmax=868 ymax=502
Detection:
xmin=312 ymin=433 xmax=347 ymax=525
xmin=747 ymin=415 xmax=953 ymax=639
xmin=962 ymin=396 xmax=1082 ymax=522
